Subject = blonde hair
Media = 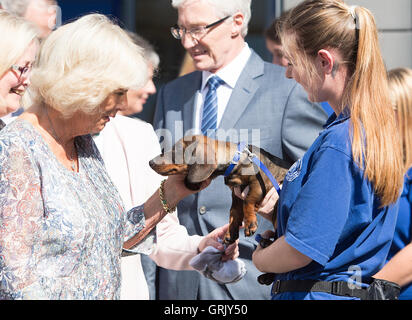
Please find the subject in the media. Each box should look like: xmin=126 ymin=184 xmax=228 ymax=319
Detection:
xmin=171 ymin=0 xmax=251 ymax=37
xmin=388 ymin=68 xmax=412 ymax=171
xmin=29 ymin=13 xmax=148 ymax=119
xmin=280 ymin=0 xmax=403 ymax=206
xmin=126 ymin=31 xmax=160 ymax=71
xmin=0 ymin=9 xmax=38 ymax=109
xmin=0 ymin=0 xmax=30 ymax=16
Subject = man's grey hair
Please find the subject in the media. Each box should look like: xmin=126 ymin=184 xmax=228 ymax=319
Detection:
xmin=0 ymin=0 xmax=30 ymax=16
xmin=171 ymin=0 xmax=252 ymax=38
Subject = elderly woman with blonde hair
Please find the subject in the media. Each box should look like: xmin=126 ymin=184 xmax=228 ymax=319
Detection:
xmin=0 ymin=14 xmax=219 ymax=300
xmin=0 ymin=9 xmax=38 ymax=127
xmin=93 ymin=32 xmax=240 ymax=300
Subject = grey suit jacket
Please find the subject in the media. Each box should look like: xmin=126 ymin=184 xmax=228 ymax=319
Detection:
xmin=151 ymin=50 xmax=328 ymax=300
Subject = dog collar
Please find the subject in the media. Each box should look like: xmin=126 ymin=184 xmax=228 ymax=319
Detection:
xmin=224 ymin=141 xmax=247 ymax=178
xmin=224 ymin=142 xmax=281 ymax=195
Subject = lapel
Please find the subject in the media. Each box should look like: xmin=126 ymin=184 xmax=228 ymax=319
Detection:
xmin=182 ymin=71 xmax=202 ymax=135
xmin=219 ymin=50 xmax=264 ymax=131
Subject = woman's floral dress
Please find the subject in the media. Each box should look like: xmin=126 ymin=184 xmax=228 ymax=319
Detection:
xmin=0 ymin=119 xmax=154 ymax=299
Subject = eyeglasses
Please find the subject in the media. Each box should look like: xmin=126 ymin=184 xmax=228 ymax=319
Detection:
xmin=10 ymin=64 xmax=31 ymax=81
xmin=171 ymin=15 xmax=231 ymax=41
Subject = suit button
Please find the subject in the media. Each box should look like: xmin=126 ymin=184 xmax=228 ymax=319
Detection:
xmin=199 ymin=206 xmax=207 ymax=215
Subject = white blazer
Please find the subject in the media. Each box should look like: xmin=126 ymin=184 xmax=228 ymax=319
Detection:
xmin=94 ymin=115 xmax=202 ymax=300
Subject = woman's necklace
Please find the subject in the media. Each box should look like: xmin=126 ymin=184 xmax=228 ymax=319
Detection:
xmin=45 ymin=109 xmax=77 ymax=172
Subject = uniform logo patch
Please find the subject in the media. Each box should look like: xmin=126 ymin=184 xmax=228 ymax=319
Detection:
xmin=286 ymin=159 xmax=302 ymax=182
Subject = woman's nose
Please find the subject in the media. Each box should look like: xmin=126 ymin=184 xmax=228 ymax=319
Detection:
xmin=21 ymin=71 xmax=32 ymax=87
xmin=145 ymin=80 xmax=157 ymax=95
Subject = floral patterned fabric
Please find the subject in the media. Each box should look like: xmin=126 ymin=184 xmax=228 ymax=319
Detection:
xmin=0 ymin=119 xmax=154 ymax=300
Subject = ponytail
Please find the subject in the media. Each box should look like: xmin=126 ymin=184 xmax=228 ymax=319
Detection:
xmin=348 ymin=6 xmax=403 ymax=206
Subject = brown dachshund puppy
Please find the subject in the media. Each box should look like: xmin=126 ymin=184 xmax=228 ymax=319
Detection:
xmin=149 ymin=135 xmax=290 ymax=244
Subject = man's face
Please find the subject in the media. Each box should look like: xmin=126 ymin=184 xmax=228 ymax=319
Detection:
xmin=177 ymin=1 xmax=242 ymax=73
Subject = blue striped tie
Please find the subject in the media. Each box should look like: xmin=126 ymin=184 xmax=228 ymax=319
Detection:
xmin=201 ymin=76 xmax=224 ymax=135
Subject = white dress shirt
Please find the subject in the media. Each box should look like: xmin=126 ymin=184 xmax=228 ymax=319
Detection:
xmin=194 ymin=43 xmax=252 ymax=132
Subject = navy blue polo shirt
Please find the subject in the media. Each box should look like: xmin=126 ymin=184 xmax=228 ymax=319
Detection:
xmin=272 ymin=112 xmax=400 ymax=300
xmin=386 ymin=167 xmax=412 ymax=300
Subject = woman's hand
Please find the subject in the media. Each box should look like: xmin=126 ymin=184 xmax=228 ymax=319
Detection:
xmin=257 ymin=186 xmax=280 ymax=221
xmin=255 ymin=230 xmax=276 ymax=250
xmin=163 ymin=174 xmax=212 ymax=209
xmin=198 ymin=224 xmax=239 ymax=262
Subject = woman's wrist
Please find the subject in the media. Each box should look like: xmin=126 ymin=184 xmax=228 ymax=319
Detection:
xmin=159 ymin=179 xmax=177 ymax=213
xmin=159 ymin=176 xmax=204 ymax=214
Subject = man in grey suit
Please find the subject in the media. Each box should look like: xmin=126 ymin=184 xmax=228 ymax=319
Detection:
xmin=151 ymin=0 xmax=328 ymax=300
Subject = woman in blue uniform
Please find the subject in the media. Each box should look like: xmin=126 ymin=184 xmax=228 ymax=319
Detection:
xmin=373 ymin=68 xmax=412 ymax=299
xmin=252 ymin=0 xmax=404 ymax=300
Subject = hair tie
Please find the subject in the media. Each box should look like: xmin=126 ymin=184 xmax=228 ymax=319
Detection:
xmin=349 ymin=5 xmax=360 ymax=29
xmin=349 ymin=5 xmax=358 ymax=20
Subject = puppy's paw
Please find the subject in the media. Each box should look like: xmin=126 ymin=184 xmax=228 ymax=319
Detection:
xmin=223 ymin=235 xmax=233 ymax=245
xmin=224 ymin=229 xmax=238 ymax=245
xmin=244 ymin=221 xmax=258 ymax=237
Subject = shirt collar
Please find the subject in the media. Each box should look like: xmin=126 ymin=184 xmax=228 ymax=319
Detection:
xmin=201 ymin=43 xmax=252 ymax=91
xmin=324 ymin=107 xmax=351 ymax=129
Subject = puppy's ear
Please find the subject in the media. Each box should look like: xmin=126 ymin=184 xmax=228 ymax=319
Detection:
xmin=187 ymin=163 xmax=217 ymax=183
xmin=186 ymin=136 xmax=217 ymax=183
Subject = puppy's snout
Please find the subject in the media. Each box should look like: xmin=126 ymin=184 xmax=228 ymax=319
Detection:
xmin=149 ymin=154 xmax=165 ymax=168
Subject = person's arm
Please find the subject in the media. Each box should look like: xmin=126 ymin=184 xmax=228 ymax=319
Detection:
xmin=373 ymin=243 xmax=412 ymax=287
xmin=150 ymin=211 xmax=238 ymax=270
xmin=252 ymin=145 xmax=356 ymax=273
xmin=252 ymin=232 xmax=312 ymax=273
xmin=149 ymin=211 xmax=202 ymax=270
xmin=0 ymin=141 xmax=45 ymax=299
xmin=123 ymin=174 xmax=211 ymax=250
